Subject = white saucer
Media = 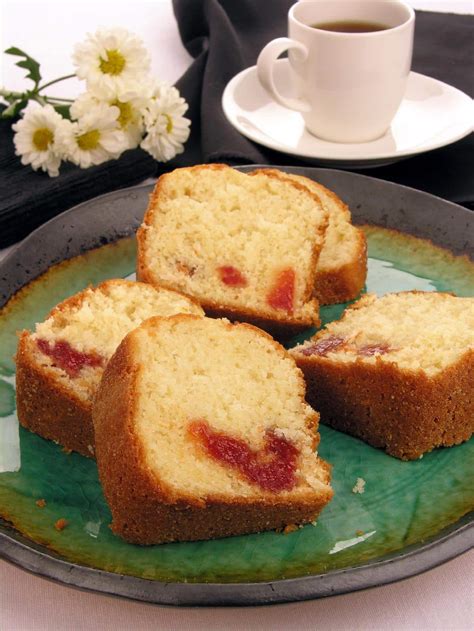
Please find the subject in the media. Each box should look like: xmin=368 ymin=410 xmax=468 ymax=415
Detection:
xmin=222 ymin=59 xmax=473 ymax=168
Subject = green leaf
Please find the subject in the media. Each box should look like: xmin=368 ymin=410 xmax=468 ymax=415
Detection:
xmin=0 ymin=98 xmax=28 ymax=119
xmin=5 ymin=46 xmax=42 ymax=87
xmin=53 ymin=104 xmax=71 ymax=119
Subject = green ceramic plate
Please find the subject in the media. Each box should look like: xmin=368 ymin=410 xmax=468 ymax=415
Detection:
xmin=0 ymin=167 xmax=473 ymax=606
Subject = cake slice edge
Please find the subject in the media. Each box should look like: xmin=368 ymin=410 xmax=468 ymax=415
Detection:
xmin=92 ymin=314 xmax=334 ymax=544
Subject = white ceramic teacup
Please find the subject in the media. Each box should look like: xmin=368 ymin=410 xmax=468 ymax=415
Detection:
xmin=257 ymin=1 xmax=415 ymax=143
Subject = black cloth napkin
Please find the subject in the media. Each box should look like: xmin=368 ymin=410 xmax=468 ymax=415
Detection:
xmin=0 ymin=128 xmax=159 ymax=248
xmin=0 ymin=2 xmax=472 ymax=249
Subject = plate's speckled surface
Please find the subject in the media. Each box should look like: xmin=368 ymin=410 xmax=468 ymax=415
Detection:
xmin=0 ymin=167 xmax=473 ymax=606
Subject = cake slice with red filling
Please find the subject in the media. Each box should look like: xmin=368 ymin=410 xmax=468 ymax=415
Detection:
xmin=253 ymin=169 xmax=367 ymax=305
xmin=290 ymin=291 xmax=474 ymax=460
xmin=92 ymin=315 xmax=333 ymax=544
xmin=137 ymin=164 xmax=329 ymax=337
xmin=15 ymin=279 xmax=204 ymax=457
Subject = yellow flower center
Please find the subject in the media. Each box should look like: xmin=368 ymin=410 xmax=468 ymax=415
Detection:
xmin=32 ymin=128 xmax=54 ymax=151
xmin=77 ymin=129 xmax=100 ymax=150
xmin=99 ymin=49 xmax=126 ymax=76
xmin=112 ymin=100 xmax=133 ymax=128
xmin=165 ymin=114 xmax=173 ymax=134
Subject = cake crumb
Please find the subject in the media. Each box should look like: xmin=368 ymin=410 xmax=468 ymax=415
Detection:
xmin=352 ymin=477 xmax=366 ymax=494
xmin=87 ymin=444 xmax=95 ymax=455
xmin=62 ymin=446 xmax=72 ymax=455
xmin=35 ymin=499 xmax=46 ymax=508
xmin=54 ymin=518 xmax=68 ymax=531
xmin=282 ymin=524 xmax=299 ymax=535
xmin=356 ymin=529 xmax=364 ymax=536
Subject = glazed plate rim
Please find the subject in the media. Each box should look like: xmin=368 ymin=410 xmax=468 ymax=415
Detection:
xmin=1 ymin=514 xmax=472 ymax=606
xmin=1 ymin=166 xmax=473 ymax=606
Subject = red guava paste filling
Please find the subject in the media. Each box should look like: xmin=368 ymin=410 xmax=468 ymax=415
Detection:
xmin=358 ymin=344 xmax=391 ymax=356
xmin=300 ymin=336 xmax=345 ymax=357
xmin=188 ymin=420 xmax=299 ymax=492
xmin=217 ymin=265 xmax=248 ymax=287
xmin=37 ymin=339 xmax=104 ymax=377
xmin=266 ymin=268 xmax=295 ymax=314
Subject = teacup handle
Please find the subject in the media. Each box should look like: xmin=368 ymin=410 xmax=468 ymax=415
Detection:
xmin=257 ymin=38 xmax=311 ymax=113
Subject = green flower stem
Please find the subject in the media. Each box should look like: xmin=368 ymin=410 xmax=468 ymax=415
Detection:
xmin=0 ymin=88 xmax=73 ymax=106
xmin=46 ymin=97 xmax=74 ymax=103
xmin=32 ymin=94 xmax=47 ymax=106
xmin=37 ymin=74 xmax=76 ymax=92
xmin=0 ymin=88 xmax=24 ymax=101
xmin=0 ymin=89 xmax=74 ymax=105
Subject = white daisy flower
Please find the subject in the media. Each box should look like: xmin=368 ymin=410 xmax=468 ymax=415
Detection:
xmin=71 ymin=86 xmax=148 ymax=149
xmin=12 ymin=103 xmax=67 ymax=177
xmin=70 ymin=92 xmax=101 ymax=121
xmin=140 ymin=84 xmax=191 ymax=162
xmin=72 ymin=27 xmax=151 ymax=99
xmin=57 ymin=102 xmax=129 ymax=168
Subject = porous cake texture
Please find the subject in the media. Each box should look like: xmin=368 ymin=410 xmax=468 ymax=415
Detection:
xmin=137 ymin=164 xmax=329 ymax=337
xmin=290 ymin=291 xmax=474 ymax=460
xmin=92 ymin=315 xmax=333 ymax=544
xmin=15 ymin=279 xmax=204 ymax=456
xmin=264 ymin=171 xmax=367 ymax=305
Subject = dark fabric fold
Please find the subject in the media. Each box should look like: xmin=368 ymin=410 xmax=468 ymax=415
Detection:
xmin=174 ymin=0 xmax=292 ymax=165
xmin=0 ymin=2 xmax=472 ymax=248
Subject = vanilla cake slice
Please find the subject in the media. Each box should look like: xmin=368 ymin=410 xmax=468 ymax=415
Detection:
xmin=290 ymin=291 xmax=474 ymax=460
xmin=92 ymin=315 xmax=333 ymax=544
xmin=137 ymin=164 xmax=329 ymax=337
xmin=15 ymin=279 xmax=204 ymax=457
xmin=257 ymin=170 xmax=367 ymax=305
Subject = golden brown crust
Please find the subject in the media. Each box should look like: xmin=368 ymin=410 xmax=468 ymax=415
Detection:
xmin=295 ymin=349 xmax=474 ymax=460
xmin=105 ymin=487 xmax=333 ymax=545
xmin=137 ymin=165 xmax=326 ymax=336
xmin=93 ymin=315 xmax=333 ymax=544
xmin=313 ymin=228 xmax=367 ymax=305
xmin=15 ymin=332 xmax=95 ymax=457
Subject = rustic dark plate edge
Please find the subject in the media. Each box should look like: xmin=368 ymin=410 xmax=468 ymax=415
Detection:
xmin=0 ymin=516 xmax=472 ymax=607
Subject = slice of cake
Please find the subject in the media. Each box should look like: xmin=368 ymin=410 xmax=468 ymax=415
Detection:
xmin=15 ymin=279 xmax=204 ymax=457
xmin=290 ymin=291 xmax=474 ymax=460
xmin=137 ymin=164 xmax=329 ymax=337
xmin=92 ymin=315 xmax=333 ymax=544
xmin=253 ymin=170 xmax=367 ymax=305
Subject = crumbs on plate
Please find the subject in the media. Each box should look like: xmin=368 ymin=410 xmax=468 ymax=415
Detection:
xmin=54 ymin=518 xmax=69 ymax=531
xmin=352 ymin=477 xmax=366 ymax=494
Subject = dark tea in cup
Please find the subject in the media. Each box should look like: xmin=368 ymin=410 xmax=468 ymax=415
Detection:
xmin=310 ymin=20 xmax=389 ymax=33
